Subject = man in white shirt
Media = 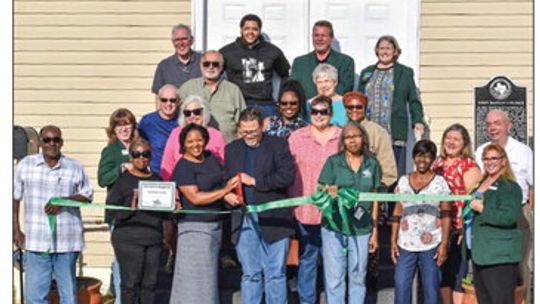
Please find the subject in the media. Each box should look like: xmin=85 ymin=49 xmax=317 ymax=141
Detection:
xmin=475 ymin=109 xmax=533 ymax=301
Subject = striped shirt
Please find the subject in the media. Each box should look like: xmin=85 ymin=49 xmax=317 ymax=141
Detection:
xmin=13 ymin=153 xmax=93 ymax=253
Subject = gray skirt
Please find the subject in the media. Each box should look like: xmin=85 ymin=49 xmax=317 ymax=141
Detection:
xmin=169 ymin=221 xmax=223 ymax=304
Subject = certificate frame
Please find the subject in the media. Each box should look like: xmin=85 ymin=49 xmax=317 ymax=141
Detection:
xmin=138 ymin=181 xmax=176 ymax=211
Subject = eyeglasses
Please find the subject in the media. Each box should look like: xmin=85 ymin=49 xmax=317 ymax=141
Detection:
xmin=115 ymin=124 xmax=133 ymax=129
xmin=202 ymin=61 xmax=220 ymax=68
xmin=183 ymin=108 xmax=203 ymax=117
xmin=41 ymin=136 xmax=62 ymax=144
xmin=160 ymin=97 xmax=179 ymax=103
xmin=345 ymin=105 xmax=364 ymax=110
xmin=131 ymin=150 xmax=151 ymax=159
xmin=239 ymin=130 xmax=260 ymax=137
xmin=280 ymin=101 xmax=299 ymax=107
xmin=482 ymin=156 xmax=503 ymax=162
xmin=310 ymin=108 xmax=330 ymax=116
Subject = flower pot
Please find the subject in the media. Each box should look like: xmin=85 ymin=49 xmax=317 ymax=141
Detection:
xmin=48 ymin=276 xmax=102 ymax=304
xmin=462 ymin=283 xmax=526 ymax=304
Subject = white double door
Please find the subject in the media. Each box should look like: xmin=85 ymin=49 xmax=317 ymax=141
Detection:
xmin=196 ymin=0 xmax=420 ymax=80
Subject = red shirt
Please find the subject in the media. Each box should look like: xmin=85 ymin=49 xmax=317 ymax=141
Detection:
xmin=432 ymin=156 xmax=478 ymax=229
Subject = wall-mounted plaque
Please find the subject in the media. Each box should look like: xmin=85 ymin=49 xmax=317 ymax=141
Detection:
xmin=474 ymin=76 xmax=527 ymax=149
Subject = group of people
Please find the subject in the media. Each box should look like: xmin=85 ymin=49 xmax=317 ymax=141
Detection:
xmin=13 ymin=12 xmax=533 ymax=304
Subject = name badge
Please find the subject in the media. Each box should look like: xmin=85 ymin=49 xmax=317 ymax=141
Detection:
xmin=362 ymin=170 xmax=372 ymax=178
xmin=488 ymin=186 xmax=498 ymax=190
xmin=121 ymin=149 xmax=129 ymax=156
xmin=138 ymin=181 xmax=176 ymax=211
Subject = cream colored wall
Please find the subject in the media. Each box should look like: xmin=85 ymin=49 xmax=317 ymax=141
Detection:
xmin=14 ymin=0 xmax=192 ymax=268
xmin=420 ymin=0 xmax=533 ymax=146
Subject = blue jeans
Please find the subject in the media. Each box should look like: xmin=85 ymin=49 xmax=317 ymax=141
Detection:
xmin=236 ymin=214 xmax=289 ymax=304
xmin=394 ymin=246 xmax=441 ymax=304
xmin=108 ymin=224 xmax=122 ymax=304
xmin=297 ymin=223 xmax=322 ymax=304
xmin=25 ymin=251 xmax=79 ymax=304
xmin=321 ymin=227 xmax=370 ymax=304
xmin=246 ymin=102 xmax=279 ymax=119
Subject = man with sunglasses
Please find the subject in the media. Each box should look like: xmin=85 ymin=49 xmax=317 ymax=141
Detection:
xmin=151 ymin=24 xmax=202 ymax=109
xmin=219 ymin=14 xmax=290 ymax=118
xmin=179 ymin=50 xmax=246 ymax=142
xmin=13 ymin=125 xmax=94 ymax=304
xmin=475 ymin=109 xmax=534 ymax=302
xmin=139 ymin=84 xmax=180 ymax=176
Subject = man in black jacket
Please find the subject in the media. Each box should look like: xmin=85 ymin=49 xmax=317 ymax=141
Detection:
xmin=224 ymin=108 xmax=295 ymax=304
xmin=220 ymin=14 xmax=290 ymax=118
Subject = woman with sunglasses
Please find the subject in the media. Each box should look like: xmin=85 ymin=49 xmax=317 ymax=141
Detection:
xmin=107 ymin=138 xmax=175 ymax=304
xmin=169 ymin=124 xmax=239 ymax=304
xmin=288 ymin=95 xmax=341 ymax=303
xmin=318 ymin=121 xmax=381 ymax=303
xmin=161 ymin=94 xmax=226 ymax=181
xmin=97 ymin=108 xmax=138 ymax=303
xmin=468 ymin=144 xmax=522 ymax=304
xmin=432 ymin=123 xmax=481 ymax=304
xmin=263 ymin=79 xmax=308 ymax=139
xmin=306 ymin=63 xmax=347 ymax=126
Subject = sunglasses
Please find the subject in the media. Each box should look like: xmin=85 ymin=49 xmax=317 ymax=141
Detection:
xmin=131 ymin=150 xmax=151 ymax=159
xmin=482 ymin=156 xmax=503 ymax=162
xmin=41 ymin=136 xmax=62 ymax=144
xmin=345 ymin=105 xmax=364 ymax=110
xmin=160 ymin=97 xmax=179 ymax=103
xmin=202 ymin=61 xmax=220 ymax=68
xmin=280 ymin=101 xmax=299 ymax=107
xmin=183 ymin=108 xmax=203 ymax=117
xmin=310 ymin=108 xmax=330 ymax=116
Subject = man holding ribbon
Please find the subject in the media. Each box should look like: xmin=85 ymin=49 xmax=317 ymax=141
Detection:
xmin=224 ymin=108 xmax=295 ymax=304
xmin=13 ymin=125 xmax=93 ymax=304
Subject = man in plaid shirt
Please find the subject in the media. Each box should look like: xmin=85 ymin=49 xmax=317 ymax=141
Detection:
xmin=13 ymin=125 xmax=93 ymax=304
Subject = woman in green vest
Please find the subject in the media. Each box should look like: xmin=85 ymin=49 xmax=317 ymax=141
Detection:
xmin=357 ymin=35 xmax=425 ymax=178
xmin=467 ymin=143 xmax=522 ymax=304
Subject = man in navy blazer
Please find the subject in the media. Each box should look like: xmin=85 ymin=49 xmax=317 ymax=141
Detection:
xmin=224 ymin=107 xmax=295 ymax=304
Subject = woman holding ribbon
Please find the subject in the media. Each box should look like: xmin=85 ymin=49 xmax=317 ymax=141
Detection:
xmin=160 ymin=94 xmax=226 ymax=181
xmin=169 ymin=123 xmax=239 ymax=304
xmin=432 ymin=123 xmax=481 ymax=304
xmin=318 ymin=121 xmax=381 ymax=303
xmin=468 ymin=143 xmax=522 ymax=304
xmin=263 ymin=79 xmax=308 ymax=139
xmin=391 ymin=139 xmax=452 ymax=304
xmin=107 ymin=138 xmax=175 ymax=304
xmin=288 ymin=95 xmax=341 ymax=303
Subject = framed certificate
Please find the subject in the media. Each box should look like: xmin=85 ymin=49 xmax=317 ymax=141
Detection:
xmin=138 ymin=181 xmax=176 ymax=211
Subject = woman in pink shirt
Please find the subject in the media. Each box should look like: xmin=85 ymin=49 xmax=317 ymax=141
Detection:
xmin=288 ymin=95 xmax=342 ymax=304
xmin=160 ymin=95 xmax=226 ymax=181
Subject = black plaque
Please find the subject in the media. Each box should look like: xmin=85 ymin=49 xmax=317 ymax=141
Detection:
xmin=474 ymin=76 xmax=527 ymax=148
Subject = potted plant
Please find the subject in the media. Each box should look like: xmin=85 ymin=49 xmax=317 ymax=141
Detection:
xmin=461 ymin=273 xmax=526 ymax=304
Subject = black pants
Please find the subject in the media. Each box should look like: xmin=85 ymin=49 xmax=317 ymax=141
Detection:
xmin=472 ymin=262 xmax=518 ymax=304
xmin=112 ymin=240 xmax=162 ymax=304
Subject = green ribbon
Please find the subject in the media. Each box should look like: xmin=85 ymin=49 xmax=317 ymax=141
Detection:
xmin=46 ymin=191 xmax=474 ymax=238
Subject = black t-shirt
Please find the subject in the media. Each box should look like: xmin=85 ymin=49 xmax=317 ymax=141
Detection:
xmin=173 ymin=152 xmax=226 ymax=222
xmin=107 ymin=171 xmax=166 ymax=245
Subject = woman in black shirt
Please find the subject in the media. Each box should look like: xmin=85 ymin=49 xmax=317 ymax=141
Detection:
xmin=107 ymin=138 xmax=174 ymax=304
xmin=169 ymin=124 xmax=239 ymax=304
